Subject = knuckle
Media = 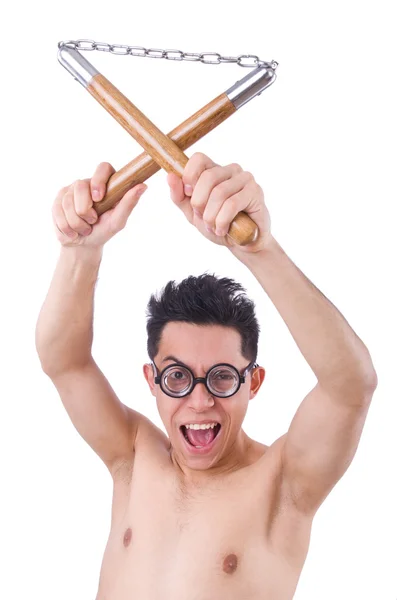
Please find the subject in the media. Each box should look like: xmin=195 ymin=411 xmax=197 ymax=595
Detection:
xmin=243 ymin=170 xmax=254 ymax=182
xmin=57 ymin=221 xmax=73 ymax=237
xmin=191 ymin=152 xmax=206 ymax=163
xmin=190 ymin=199 xmax=204 ymax=213
xmin=75 ymin=178 xmax=88 ymax=191
xmin=99 ymin=161 xmax=113 ymax=171
xmin=211 ymin=184 xmax=227 ymax=203
xmin=62 ymin=190 xmax=73 ymax=208
xmin=201 ymin=168 xmax=217 ymax=186
xmin=68 ymin=217 xmax=82 ymax=232
xmin=203 ymin=215 xmax=214 ymax=228
xmin=190 ymin=152 xmax=208 ymax=172
xmin=96 ymin=162 xmax=114 ymax=180
xmin=230 ymin=162 xmax=243 ymax=172
xmin=184 ymin=153 xmax=204 ymax=182
xmin=226 ymin=196 xmax=238 ymax=212
xmin=75 ymin=206 xmax=88 ymax=218
xmin=63 ymin=226 xmax=76 ymax=238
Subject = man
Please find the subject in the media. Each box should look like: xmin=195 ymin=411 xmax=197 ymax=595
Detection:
xmin=35 ymin=153 xmax=377 ymax=599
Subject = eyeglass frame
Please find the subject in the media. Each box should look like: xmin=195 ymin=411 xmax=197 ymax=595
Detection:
xmin=151 ymin=359 xmax=259 ymax=398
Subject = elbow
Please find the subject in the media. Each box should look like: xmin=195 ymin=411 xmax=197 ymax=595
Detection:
xmin=323 ymin=354 xmax=378 ymax=404
xmin=359 ymin=350 xmax=378 ymax=394
xmin=347 ymin=360 xmax=378 ymax=399
xmin=366 ymin=365 xmax=378 ymax=392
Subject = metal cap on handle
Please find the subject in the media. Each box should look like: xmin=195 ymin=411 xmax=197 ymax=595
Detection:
xmin=226 ymin=66 xmax=277 ymax=109
xmin=58 ymin=47 xmax=99 ymax=87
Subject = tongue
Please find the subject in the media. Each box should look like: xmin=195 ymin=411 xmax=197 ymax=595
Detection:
xmin=186 ymin=427 xmax=216 ymax=447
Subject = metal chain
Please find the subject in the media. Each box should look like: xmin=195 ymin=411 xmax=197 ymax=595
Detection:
xmin=58 ymin=39 xmax=278 ymax=70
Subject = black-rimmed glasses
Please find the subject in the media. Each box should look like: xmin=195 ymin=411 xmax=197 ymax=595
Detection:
xmin=151 ymin=360 xmax=259 ymax=398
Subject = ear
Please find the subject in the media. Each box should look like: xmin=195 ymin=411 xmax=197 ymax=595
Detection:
xmin=143 ymin=363 xmax=156 ymax=396
xmin=249 ymin=367 xmax=266 ymax=400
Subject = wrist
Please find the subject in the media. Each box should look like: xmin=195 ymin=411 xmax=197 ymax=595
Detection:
xmin=60 ymin=244 xmax=104 ymax=263
xmin=230 ymin=234 xmax=278 ymax=266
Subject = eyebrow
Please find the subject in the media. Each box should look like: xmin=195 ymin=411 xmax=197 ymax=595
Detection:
xmin=161 ymin=355 xmax=187 ymax=366
xmin=161 ymin=356 xmax=241 ymax=372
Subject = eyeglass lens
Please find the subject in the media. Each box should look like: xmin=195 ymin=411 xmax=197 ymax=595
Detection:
xmin=162 ymin=365 xmax=239 ymax=397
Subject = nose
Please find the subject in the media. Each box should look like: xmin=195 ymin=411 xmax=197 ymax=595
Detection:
xmin=185 ymin=380 xmax=215 ymax=411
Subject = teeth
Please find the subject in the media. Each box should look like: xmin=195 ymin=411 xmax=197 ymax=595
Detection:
xmin=185 ymin=423 xmax=218 ymax=430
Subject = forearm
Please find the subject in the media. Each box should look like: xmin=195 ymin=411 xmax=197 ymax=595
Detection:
xmin=231 ymin=236 xmax=377 ymax=396
xmin=35 ymin=245 xmax=103 ymax=375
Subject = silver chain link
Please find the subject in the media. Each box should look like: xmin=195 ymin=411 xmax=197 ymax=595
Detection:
xmin=58 ymin=39 xmax=278 ymax=70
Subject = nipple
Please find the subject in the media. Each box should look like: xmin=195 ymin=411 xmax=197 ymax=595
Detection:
xmin=123 ymin=528 xmax=132 ymax=548
xmin=223 ymin=553 xmax=238 ymax=574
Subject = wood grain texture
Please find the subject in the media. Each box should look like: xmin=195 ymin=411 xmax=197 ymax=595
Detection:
xmin=95 ymin=93 xmax=236 ymax=215
xmin=87 ymin=75 xmax=258 ymax=246
xmin=88 ymin=74 xmax=188 ymax=176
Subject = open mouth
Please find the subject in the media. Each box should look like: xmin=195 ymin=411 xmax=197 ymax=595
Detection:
xmin=180 ymin=423 xmax=222 ymax=450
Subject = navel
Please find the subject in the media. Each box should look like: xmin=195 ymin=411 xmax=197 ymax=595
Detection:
xmin=223 ymin=553 xmax=238 ymax=574
xmin=123 ymin=528 xmax=132 ymax=548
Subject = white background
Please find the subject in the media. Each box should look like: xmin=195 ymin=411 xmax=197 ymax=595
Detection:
xmin=1 ymin=1 xmax=396 ymax=598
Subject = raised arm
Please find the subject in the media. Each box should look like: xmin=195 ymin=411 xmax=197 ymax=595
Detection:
xmin=35 ymin=164 xmax=149 ymax=476
xmin=232 ymin=236 xmax=378 ymax=514
xmin=167 ymin=151 xmax=378 ymax=515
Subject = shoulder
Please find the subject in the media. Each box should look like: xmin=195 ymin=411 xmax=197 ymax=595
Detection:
xmin=132 ymin=408 xmax=170 ymax=450
xmin=111 ymin=408 xmax=170 ymax=483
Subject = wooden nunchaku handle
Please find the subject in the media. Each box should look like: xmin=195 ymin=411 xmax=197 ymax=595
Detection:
xmin=58 ymin=46 xmax=276 ymax=245
xmin=94 ymin=93 xmax=236 ymax=215
xmin=87 ymin=74 xmax=258 ymax=246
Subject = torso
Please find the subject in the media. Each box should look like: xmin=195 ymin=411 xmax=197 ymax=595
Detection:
xmin=95 ymin=423 xmax=314 ymax=600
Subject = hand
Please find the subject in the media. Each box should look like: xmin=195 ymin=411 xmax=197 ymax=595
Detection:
xmin=167 ymin=152 xmax=272 ymax=253
xmin=52 ymin=162 xmax=147 ymax=248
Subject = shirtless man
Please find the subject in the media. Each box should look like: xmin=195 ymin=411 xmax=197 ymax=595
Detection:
xmin=35 ymin=153 xmax=378 ymax=599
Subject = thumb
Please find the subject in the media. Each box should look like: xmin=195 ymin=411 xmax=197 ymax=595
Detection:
xmin=110 ymin=184 xmax=147 ymax=231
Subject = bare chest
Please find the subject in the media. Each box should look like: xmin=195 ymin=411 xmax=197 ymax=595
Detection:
xmin=97 ymin=453 xmax=312 ymax=600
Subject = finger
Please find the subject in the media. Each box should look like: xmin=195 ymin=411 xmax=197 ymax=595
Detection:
xmin=90 ymin=162 xmax=116 ymax=202
xmin=52 ymin=198 xmax=78 ymax=240
xmin=62 ymin=183 xmax=92 ymax=236
xmin=182 ymin=152 xmax=218 ymax=195
xmin=167 ymin=173 xmax=194 ymax=224
xmin=109 ymin=184 xmax=147 ymax=233
xmin=190 ymin=163 xmax=243 ymax=217
xmin=202 ymin=171 xmax=251 ymax=233
xmin=167 ymin=172 xmax=185 ymax=204
xmin=74 ymin=179 xmax=98 ymax=225
xmin=213 ymin=181 xmax=257 ymax=237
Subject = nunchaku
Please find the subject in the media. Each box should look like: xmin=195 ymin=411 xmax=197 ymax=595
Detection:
xmin=58 ymin=41 xmax=278 ymax=246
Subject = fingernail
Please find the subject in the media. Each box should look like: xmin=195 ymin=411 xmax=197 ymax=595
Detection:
xmin=137 ymin=186 xmax=147 ymax=197
xmin=184 ymin=184 xmax=193 ymax=196
xmin=87 ymin=216 xmax=97 ymax=224
xmin=205 ymin=224 xmax=213 ymax=233
xmin=193 ymin=208 xmax=200 ymax=217
xmin=83 ymin=227 xmax=91 ymax=236
xmin=92 ymin=188 xmax=101 ymax=201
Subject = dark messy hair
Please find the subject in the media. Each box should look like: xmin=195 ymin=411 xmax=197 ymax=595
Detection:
xmin=145 ymin=273 xmax=260 ymax=364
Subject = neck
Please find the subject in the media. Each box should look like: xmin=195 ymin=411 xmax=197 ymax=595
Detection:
xmin=170 ymin=428 xmax=253 ymax=485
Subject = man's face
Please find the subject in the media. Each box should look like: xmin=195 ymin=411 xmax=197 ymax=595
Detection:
xmin=143 ymin=322 xmax=264 ymax=472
